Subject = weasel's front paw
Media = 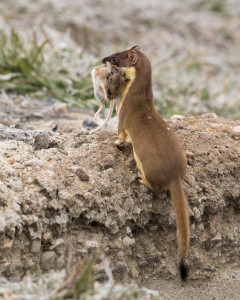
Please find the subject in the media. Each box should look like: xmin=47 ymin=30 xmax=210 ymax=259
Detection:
xmin=115 ymin=139 xmax=126 ymax=147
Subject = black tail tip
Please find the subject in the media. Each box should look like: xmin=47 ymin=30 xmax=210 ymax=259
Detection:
xmin=179 ymin=260 xmax=188 ymax=281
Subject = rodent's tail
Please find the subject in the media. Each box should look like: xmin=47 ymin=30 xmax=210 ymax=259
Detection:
xmin=169 ymin=178 xmax=190 ymax=280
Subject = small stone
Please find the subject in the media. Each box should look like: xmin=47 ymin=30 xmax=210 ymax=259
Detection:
xmin=211 ymin=232 xmax=222 ymax=241
xmin=138 ymin=261 xmax=148 ymax=267
xmin=123 ymin=236 xmax=135 ymax=247
xmin=34 ymin=133 xmax=50 ymax=150
xmin=85 ymin=240 xmax=99 ymax=248
xmin=3 ymin=240 xmax=14 ymax=250
xmin=27 ymin=177 xmax=33 ymax=184
xmin=126 ymin=227 xmax=132 ymax=235
xmin=201 ymin=113 xmax=218 ymax=119
xmin=43 ymin=232 xmax=52 ymax=242
xmin=211 ymin=253 xmax=218 ymax=259
xmin=193 ymin=207 xmax=201 ymax=220
xmin=149 ymin=225 xmax=158 ymax=231
xmin=186 ymin=151 xmax=194 ymax=157
xmin=54 ymin=103 xmax=68 ymax=114
xmin=199 ymin=131 xmax=212 ymax=139
xmin=198 ymin=223 xmax=204 ymax=231
xmin=184 ymin=117 xmax=197 ymax=124
xmin=76 ymin=168 xmax=89 ymax=181
xmin=170 ymin=114 xmax=185 ymax=120
xmin=82 ymin=118 xmax=98 ymax=129
xmin=117 ymin=251 xmax=125 ymax=258
xmin=50 ymin=238 xmax=65 ymax=250
xmin=116 ymin=262 xmax=127 ymax=269
xmin=0 ymin=124 xmax=5 ymax=131
xmin=232 ymin=126 xmax=240 ymax=133
xmin=41 ymin=251 xmax=56 ymax=271
xmin=7 ymin=157 xmax=14 ymax=164
xmin=32 ymin=240 xmax=41 ymax=253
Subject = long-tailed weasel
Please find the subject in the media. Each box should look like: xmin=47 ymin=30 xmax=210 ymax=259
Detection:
xmin=102 ymin=46 xmax=190 ymax=280
xmin=91 ymin=62 xmax=129 ymax=133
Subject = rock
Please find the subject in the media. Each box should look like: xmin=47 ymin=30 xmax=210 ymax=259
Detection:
xmin=193 ymin=207 xmax=201 ymax=220
xmin=76 ymin=168 xmax=89 ymax=181
xmin=200 ymin=113 xmax=218 ymax=119
xmin=43 ymin=232 xmax=52 ymax=242
xmin=82 ymin=118 xmax=98 ymax=129
xmin=41 ymin=251 xmax=56 ymax=271
xmin=138 ymin=261 xmax=148 ymax=268
xmin=199 ymin=131 xmax=212 ymax=139
xmin=85 ymin=240 xmax=99 ymax=248
xmin=116 ymin=262 xmax=128 ymax=269
xmin=34 ymin=133 xmax=50 ymax=150
xmin=32 ymin=240 xmax=41 ymax=253
xmin=7 ymin=158 xmax=14 ymax=164
xmin=3 ymin=240 xmax=14 ymax=251
xmin=54 ymin=103 xmax=68 ymax=114
xmin=170 ymin=114 xmax=185 ymax=120
xmin=123 ymin=236 xmax=135 ymax=247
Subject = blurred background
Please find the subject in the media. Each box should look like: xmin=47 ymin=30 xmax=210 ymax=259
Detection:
xmin=0 ymin=0 xmax=240 ymax=119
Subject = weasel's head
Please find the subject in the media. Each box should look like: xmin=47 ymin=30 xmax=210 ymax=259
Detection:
xmin=103 ymin=62 xmax=130 ymax=100
xmin=102 ymin=45 xmax=143 ymax=68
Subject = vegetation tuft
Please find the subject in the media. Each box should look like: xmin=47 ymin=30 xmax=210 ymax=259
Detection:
xmin=0 ymin=29 xmax=96 ymax=109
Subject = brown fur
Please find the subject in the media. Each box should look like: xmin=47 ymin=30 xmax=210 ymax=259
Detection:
xmin=102 ymin=46 xmax=190 ymax=280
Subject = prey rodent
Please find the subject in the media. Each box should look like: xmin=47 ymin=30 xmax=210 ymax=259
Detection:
xmin=91 ymin=62 xmax=130 ymax=133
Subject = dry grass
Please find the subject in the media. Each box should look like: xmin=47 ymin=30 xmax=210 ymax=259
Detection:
xmin=0 ymin=257 xmax=167 ymax=300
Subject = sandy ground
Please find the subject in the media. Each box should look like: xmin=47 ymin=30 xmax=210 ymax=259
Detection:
xmin=0 ymin=94 xmax=240 ymax=299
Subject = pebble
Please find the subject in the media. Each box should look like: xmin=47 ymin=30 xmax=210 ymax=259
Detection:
xmin=116 ymin=262 xmax=127 ymax=269
xmin=193 ymin=207 xmax=201 ymax=220
xmin=41 ymin=251 xmax=56 ymax=271
xmin=138 ymin=261 xmax=148 ymax=268
xmin=7 ymin=157 xmax=14 ymax=164
xmin=199 ymin=131 xmax=212 ymax=139
xmin=211 ymin=253 xmax=218 ymax=259
xmin=149 ymin=225 xmax=158 ymax=231
xmin=170 ymin=114 xmax=185 ymax=120
xmin=0 ymin=124 xmax=5 ymax=131
xmin=43 ymin=232 xmax=52 ymax=242
xmin=123 ymin=236 xmax=135 ymax=247
xmin=76 ymin=168 xmax=89 ymax=181
xmin=82 ymin=118 xmax=98 ymax=129
xmin=54 ymin=103 xmax=68 ymax=114
xmin=85 ymin=240 xmax=99 ymax=248
xmin=32 ymin=240 xmax=41 ymax=253
xmin=27 ymin=177 xmax=33 ymax=184
xmin=201 ymin=113 xmax=218 ymax=119
xmin=198 ymin=223 xmax=204 ymax=231
xmin=3 ymin=240 xmax=14 ymax=250
xmin=231 ymin=126 xmax=240 ymax=133
xmin=186 ymin=151 xmax=194 ymax=157
xmin=184 ymin=117 xmax=197 ymax=124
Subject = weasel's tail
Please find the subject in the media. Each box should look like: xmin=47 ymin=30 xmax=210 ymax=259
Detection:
xmin=170 ymin=178 xmax=190 ymax=280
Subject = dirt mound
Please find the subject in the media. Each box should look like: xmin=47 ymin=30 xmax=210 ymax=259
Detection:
xmin=0 ymin=107 xmax=240 ymax=282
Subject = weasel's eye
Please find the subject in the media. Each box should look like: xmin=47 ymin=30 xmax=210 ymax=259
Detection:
xmin=112 ymin=57 xmax=117 ymax=62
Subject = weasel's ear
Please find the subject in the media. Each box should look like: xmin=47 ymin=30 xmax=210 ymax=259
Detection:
xmin=128 ymin=50 xmax=138 ymax=66
xmin=130 ymin=45 xmax=143 ymax=52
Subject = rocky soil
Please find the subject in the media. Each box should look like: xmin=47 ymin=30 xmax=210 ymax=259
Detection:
xmin=1 ymin=94 xmax=240 ymax=294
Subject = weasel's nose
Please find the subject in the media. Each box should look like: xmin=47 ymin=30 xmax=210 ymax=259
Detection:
xmin=107 ymin=89 xmax=111 ymax=96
